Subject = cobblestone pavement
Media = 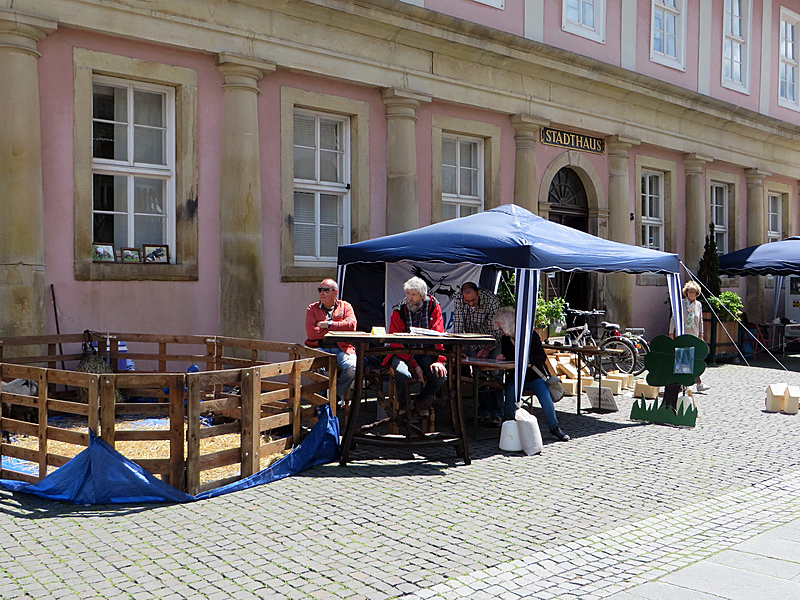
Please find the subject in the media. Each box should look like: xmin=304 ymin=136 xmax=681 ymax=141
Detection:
xmin=2 ymin=359 xmax=800 ymax=600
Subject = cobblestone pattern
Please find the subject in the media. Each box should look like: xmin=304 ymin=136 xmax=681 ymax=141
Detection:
xmin=1 ymin=363 xmax=799 ymax=599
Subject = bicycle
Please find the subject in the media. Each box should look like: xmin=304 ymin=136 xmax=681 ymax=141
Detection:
xmin=623 ymin=328 xmax=650 ymax=376
xmin=562 ymin=308 xmax=638 ymax=375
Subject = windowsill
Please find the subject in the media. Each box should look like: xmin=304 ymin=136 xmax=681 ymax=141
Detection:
xmin=562 ymin=22 xmax=605 ymax=44
xmin=636 ymin=273 xmax=667 ymax=286
xmin=650 ymin=53 xmax=686 ymax=71
xmin=75 ymin=260 xmax=198 ymax=281
xmin=721 ymin=79 xmax=750 ymax=95
xmin=281 ymin=264 xmax=338 ymax=283
xmin=778 ymin=98 xmax=800 ymax=112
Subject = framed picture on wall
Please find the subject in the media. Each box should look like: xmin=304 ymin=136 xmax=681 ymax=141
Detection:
xmin=92 ymin=243 xmax=116 ymax=262
xmin=121 ymin=247 xmax=142 ymax=263
xmin=143 ymin=244 xmax=170 ymax=263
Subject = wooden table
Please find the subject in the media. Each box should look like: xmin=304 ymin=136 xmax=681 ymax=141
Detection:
xmin=461 ymin=356 xmax=515 ymax=435
xmin=542 ymin=344 xmax=620 ymax=413
xmin=325 ymin=331 xmax=494 ymax=466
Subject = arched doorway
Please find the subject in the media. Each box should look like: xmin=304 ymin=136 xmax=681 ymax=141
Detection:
xmin=547 ymin=167 xmax=590 ymax=319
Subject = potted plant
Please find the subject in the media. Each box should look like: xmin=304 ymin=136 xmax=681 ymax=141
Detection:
xmin=704 ymin=290 xmax=743 ymax=356
xmin=535 ymin=294 xmax=567 ymax=339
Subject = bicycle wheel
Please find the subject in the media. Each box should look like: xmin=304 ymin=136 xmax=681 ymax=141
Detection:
xmin=599 ymin=337 xmax=637 ymax=375
xmin=631 ymin=337 xmax=650 ymax=376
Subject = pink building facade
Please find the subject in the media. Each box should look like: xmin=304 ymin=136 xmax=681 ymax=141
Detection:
xmin=1 ymin=0 xmax=799 ymax=346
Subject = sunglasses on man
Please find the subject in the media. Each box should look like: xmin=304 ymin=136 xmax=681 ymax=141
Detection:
xmin=318 ymin=287 xmax=334 ymax=293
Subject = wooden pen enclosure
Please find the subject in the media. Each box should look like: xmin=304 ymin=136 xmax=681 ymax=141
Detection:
xmin=0 ymin=332 xmax=336 ymax=495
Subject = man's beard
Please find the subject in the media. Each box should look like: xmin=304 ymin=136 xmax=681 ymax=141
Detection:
xmin=407 ymin=300 xmax=423 ymax=313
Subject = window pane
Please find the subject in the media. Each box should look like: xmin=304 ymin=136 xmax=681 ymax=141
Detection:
xmin=294 ymin=147 xmax=316 ymax=180
xmin=294 ymin=224 xmax=315 ymax=257
xmin=460 ymin=168 xmax=476 ymax=197
xmin=461 ymin=204 xmax=479 ymax=217
xmin=294 ymin=192 xmax=315 ymax=224
xmin=294 ymin=114 xmax=316 ymax=147
xmin=93 ymin=173 xmax=127 ymax=212
xmin=442 ymin=165 xmax=457 ymax=195
xmin=442 ymin=137 xmax=457 ymax=166
xmin=567 ymin=0 xmax=579 ymax=22
xmin=93 ymin=84 xmax=127 ymax=123
xmin=319 ymin=149 xmax=341 ymax=183
xmin=133 ymin=90 xmax=164 ymax=127
xmin=319 ymin=225 xmax=340 ymax=258
xmin=93 ymin=121 xmax=128 ymax=161
xmin=93 ymin=213 xmax=126 ymax=246
xmin=134 ymin=177 xmax=165 ymax=215
xmin=319 ymin=194 xmax=341 ymax=225
xmin=442 ymin=202 xmax=458 ymax=221
xmin=459 ymin=141 xmax=476 ymax=169
xmin=134 ymin=215 xmax=167 ymax=248
xmin=319 ymin=119 xmax=340 ymax=151
xmin=582 ymin=4 xmax=594 ymax=28
xmin=134 ymin=125 xmax=165 ymax=164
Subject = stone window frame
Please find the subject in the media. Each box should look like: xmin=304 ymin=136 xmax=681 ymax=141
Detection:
xmin=635 ymin=155 xmax=677 ymax=287
xmin=706 ymin=169 xmax=740 ymax=256
xmin=441 ymin=132 xmax=485 ymax=220
xmin=721 ymin=0 xmax=751 ymax=94
xmin=650 ymin=0 xmax=686 ymax=71
xmin=280 ymin=87 xmax=369 ymax=282
xmin=291 ymin=108 xmax=352 ymax=266
xmin=779 ymin=7 xmax=800 ymax=111
xmin=73 ymin=48 xmax=198 ymax=281
xmin=432 ymin=116 xmax=500 ymax=223
xmin=562 ymin=0 xmax=606 ymax=44
xmin=766 ymin=181 xmax=793 ymax=240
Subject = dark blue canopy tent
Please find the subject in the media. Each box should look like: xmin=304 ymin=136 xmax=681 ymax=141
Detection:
xmin=719 ymin=236 xmax=800 ymax=319
xmin=337 ymin=204 xmax=685 ymax=406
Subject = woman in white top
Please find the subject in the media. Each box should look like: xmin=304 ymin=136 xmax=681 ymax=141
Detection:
xmin=670 ymin=280 xmax=710 ymax=392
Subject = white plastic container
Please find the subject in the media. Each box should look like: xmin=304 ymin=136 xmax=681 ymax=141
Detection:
xmin=499 ymin=420 xmax=523 ymax=451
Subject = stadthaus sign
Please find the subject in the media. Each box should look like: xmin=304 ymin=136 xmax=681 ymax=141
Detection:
xmin=540 ymin=127 xmax=605 ymax=154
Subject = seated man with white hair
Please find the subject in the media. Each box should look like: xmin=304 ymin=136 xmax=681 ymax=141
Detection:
xmin=384 ymin=276 xmax=448 ymax=415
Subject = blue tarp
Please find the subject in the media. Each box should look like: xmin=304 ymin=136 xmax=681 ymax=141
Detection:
xmin=719 ymin=237 xmax=800 ymax=276
xmin=0 ymin=405 xmax=340 ymax=505
xmin=338 ymin=204 xmax=681 ymax=274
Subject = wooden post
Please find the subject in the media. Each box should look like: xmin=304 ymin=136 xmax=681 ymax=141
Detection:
xmin=37 ymin=368 xmax=47 ymax=478
xmin=186 ymin=372 xmax=201 ymax=495
xmin=168 ymin=374 xmax=186 ymax=490
xmin=291 ymin=361 xmax=302 ymax=443
xmin=240 ymin=366 xmax=261 ymax=477
xmin=99 ymin=374 xmax=116 ymax=444
xmin=158 ymin=342 xmax=167 ymax=373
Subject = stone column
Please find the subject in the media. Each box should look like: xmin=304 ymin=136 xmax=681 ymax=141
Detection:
xmin=216 ymin=54 xmax=275 ymax=341
xmin=510 ymin=115 xmax=549 ymax=214
xmin=605 ymin=136 xmax=639 ymax=327
xmin=382 ymin=89 xmax=431 ymax=234
xmin=683 ymin=153 xmax=713 ymax=272
xmin=745 ymin=168 xmax=771 ymax=320
xmin=0 ymin=11 xmax=56 ymax=338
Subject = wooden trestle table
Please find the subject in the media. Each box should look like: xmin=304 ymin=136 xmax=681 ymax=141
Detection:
xmin=324 ymin=331 xmax=494 ymax=466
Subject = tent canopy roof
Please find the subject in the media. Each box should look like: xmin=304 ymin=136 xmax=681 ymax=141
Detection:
xmin=719 ymin=237 xmax=800 ymax=276
xmin=338 ymin=204 xmax=680 ymax=274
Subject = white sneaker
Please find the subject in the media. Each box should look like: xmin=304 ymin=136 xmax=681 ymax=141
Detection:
xmin=695 ymin=383 xmax=711 ymax=392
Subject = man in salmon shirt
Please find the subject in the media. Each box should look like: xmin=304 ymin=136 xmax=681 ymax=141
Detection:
xmin=385 ymin=276 xmax=447 ymax=415
xmin=305 ymin=279 xmax=357 ymax=406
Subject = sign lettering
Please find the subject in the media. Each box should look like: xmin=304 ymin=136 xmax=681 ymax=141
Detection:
xmin=540 ymin=127 xmax=605 ymax=154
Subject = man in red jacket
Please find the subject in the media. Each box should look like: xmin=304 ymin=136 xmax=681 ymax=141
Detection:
xmin=305 ymin=279 xmax=357 ymax=405
xmin=386 ymin=276 xmax=447 ymax=413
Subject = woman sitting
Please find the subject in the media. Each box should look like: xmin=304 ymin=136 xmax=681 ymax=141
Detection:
xmin=493 ymin=306 xmax=570 ymax=442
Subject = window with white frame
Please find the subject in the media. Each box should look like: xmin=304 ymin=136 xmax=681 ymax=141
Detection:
xmin=293 ymin=109 xmax=350 ymax=263
xmin=92 ymin=76 xmax=175 ymax=258
xmin=651 ymin=0 xmax=685 ymax=69
xmin=780 ymin=9 xmax=800 ymax=109
xmin=710 ymin=183 xmax=729 ymax=253
xmin=441 ymin=134 xmax=484 ymax=221
xmin=768 ymin=193 xmax=782 ymax=242
xmin=722 ymin=0 xmax=749 ymax=91
xmin=641 ymin=170 xmax=665 ymax=251
xmin=562 ymin=0 xmax=605 ymax=43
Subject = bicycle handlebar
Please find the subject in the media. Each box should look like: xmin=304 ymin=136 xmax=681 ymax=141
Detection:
xmin=565 ymin=308 xmax=606 ymax=316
